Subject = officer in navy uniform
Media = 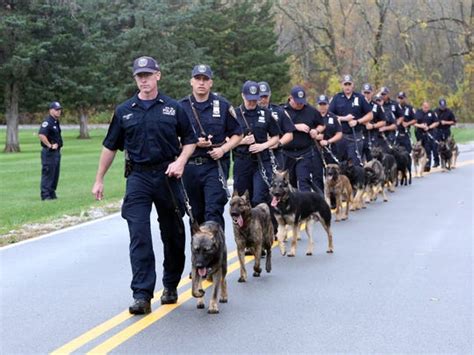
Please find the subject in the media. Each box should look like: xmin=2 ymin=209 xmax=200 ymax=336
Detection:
xmin=281 ymin=86 xmax=325 ymax=192
xmin=328 ymin=75 xmax=373 ymax=166
xmin=378 ymin=87 xmax=401 ymax=152
xmin=435 ymin=98 xmax=456 ymax=141
xmin=414 ymin=101 xmax=440 ymax=170
xmin=369 ymin=94 xmax=389 ymax=149
xmin=257 ymin=81 xmax=295 ymax=169
xmin=180 ymin=64 xmax=242 ymax=230
xmin=232 ymin=81 xmax=280 ymax=206
xmin=361 ymin=83 xmax=385 ymax=162
xmin=92 ymin=56 xmax=197 ymax=314
xmin=38 ymin=101 xmax=63 ymax=200
xmin=396 ymin=91 xmax=416 ymax=153
xmin=314 ymin=94 xmax=342 ymax=165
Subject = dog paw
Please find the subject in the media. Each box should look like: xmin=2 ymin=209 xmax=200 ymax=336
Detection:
xmin=287 ymin=253 xmax=295 ymax=257
xmin=306 ymin=252 xmax=312 ymax=256
xmin=208 ymin=308 xmax=219 ymax=314
xmin=197 ymin=303 xmax=205 ymax=309
xmin=192 ymin=290 xmax=205 ymax=298
xmin=326 ymin=249 xmax=334 ymax=253
xmin=253 ymin=272 xmax=261 ymax=277
xmin=219 ymin=298 xmax=228 ymax=303
xmin=237 ymin=277 xmax=246 ymax=283
xmin=335 ymin=219 xmax=341 ymax=222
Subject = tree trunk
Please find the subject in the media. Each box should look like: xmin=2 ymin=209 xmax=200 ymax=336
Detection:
xmin=4 ymin=81 xmax=20 ymax=153
xmin=78 ymin=107 xmax=90 ymax=139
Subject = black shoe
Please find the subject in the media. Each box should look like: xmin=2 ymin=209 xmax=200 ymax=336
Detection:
xmin=160 ymin=288 xmax=178 ymax=304
xmin=433 ymin=163 xmax=439 ymax=168
xmin=129 ymin=298 xmax=151 ymax=315
xmin=424 ymin=166 xmax=431 ymax=172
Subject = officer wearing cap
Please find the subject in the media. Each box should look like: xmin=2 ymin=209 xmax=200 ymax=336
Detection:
xmin=92 ymin=56 xmax=197 ymax=314
xmin=376 ymin=86 xmax=401 ymax=151
xmin=281 ymin=85 xmax=325 ymax=192
xmin=315 ymin=94 xmax=342 ymax=165
xmin=328 ymin=75 xmax=373 ymax=165
xmin=396 ymin=91 xmax=416 ymax=153
xmin=257 ymin=81 xmax=295 ymax=169
xmin=414 ymin=101 xmax=439 ymax=170
xmin=435 ymin=98 xmax=456 ymax=141
xmin=179 ymin=65 xmax=242 ymax=230
xmin=361 ymin=83 xmax=385 ymax=161
xmin=233 ymin=80 xmax=280 ymax=206
xmin=38 ymin=101 xmax=63 ymax=200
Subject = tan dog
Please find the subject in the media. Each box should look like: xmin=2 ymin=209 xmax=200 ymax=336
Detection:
xmin=447 ymin=136 xmax=459 ymax=169
xmin=325 ymin=164 xmax=352 ymax=221
xmin=412 ymin=141 xmax=428 ymax=177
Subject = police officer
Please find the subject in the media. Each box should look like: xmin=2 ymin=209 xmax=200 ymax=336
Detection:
xmin=257 ymin=81 xmax=295 ymax=170
xmin=38 ymin=101 xmax=63 ymax=200
xmin=378 ymin=87 xmax=401 ymax=152
xmin=435 ymin=98 xmax=456 ymax=141
xmin=329 ymin=75 xmax=373 ymax=166
xmin=369 ymin=94 xmax=389 ymax=149
xmin=233 ymin=81 xmax=280 ymax=206
xmin=92 ymin=56 xmax=197 ymax=314
xmin=281 ymin=86 xmax=325 ymax=192
xmin=180 ymin=64 xmax=242 ymax=230
xmin=396 ymin=91 xmax=416 ymax=153
xmin=414 ymin=101 xmax=440 ymax=171
xmin=361 ymin=83 xmax=385 ymax=161
xmin=315 ymin=94 xmax=342 ymax=165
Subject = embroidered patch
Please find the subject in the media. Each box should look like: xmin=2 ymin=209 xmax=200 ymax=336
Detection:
xmin=271 ymin=112 xmax=279 ymax=121
xmin=297 ymin=91 xmax=304 ymax=98
xmin=198 ymin=64 xmax=207 ymax=73
xmin=122 ymin=113 xmax=133 ymax=120
xmin=138 ymin=58 xmax=148 ymax=67
xmin=228 ymin=106 xmax=237 ymax=119
xmin=249 ymin=86 xmax=257 ymax=95
xmin=41 ymin=122 xmax=48 ymax=128
xmin=163 ymin=106 xmax=176 ymax=116
xmin=259 ymin=84 xmax=268 ymax=92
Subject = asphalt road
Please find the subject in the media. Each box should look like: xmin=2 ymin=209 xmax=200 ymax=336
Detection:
xmin=1 ymin=152 xmax=473 ymax=354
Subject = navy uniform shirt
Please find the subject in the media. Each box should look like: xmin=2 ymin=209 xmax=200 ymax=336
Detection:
xmin=415 ymin=109 xmax=438 ymax=135
xmin=179 ymin=93 xmax=242 ymax=159
xmin=282 ymin=103 xmax=324 ymax=151
xmin=328 ymin=92 xmax=372 ymax=134
xmin=103 ymin=92 xmax=197 ymax=164
xmin=382 ymin=99 xmax=403 ymax=125
xmin=322 ymin=112 xmax=341 ymax=140
xmin=398 ymin=103 xmax=416 ymax=134
xmin=267 ymin=103 xmax=296 ymax=136
xmin=233 ymin=105 xmax=280 ymax=160
xmin=39 ymin=115 xmax=63 ymax=148
xmin=435 ymin=108 xmax=456 ymax=132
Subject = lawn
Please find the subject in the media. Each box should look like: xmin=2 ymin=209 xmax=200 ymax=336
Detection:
xmin=0 ymin=128 xmax=125 ymax=237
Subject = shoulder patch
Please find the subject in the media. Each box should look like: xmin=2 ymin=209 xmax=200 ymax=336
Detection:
xmin=42 ymin=122 xmax=48 ymax=128
xmin=228 ymin=106 xmax=237 ymax=119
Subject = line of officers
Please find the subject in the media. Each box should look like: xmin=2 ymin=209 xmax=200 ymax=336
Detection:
xmin=92 ymin=58 xmax=456 ymax=313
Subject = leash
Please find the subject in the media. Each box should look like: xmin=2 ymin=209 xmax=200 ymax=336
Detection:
xmin=381 ymin=132 xmax=394 ymax=149
xmin=313 ymin=139 xmax=327 ymax=169
xmin=216 ymin=159 xmax=231 ymax=198
xmin=426 ymin=131 xmax=440 ymax=145
xmin=351 ymin=126 xmax=363 ymax=166
xmin=322 ymin=145 xmax=340 ymax=164
xmin=269 ymin=149 xmax=279 ymax=174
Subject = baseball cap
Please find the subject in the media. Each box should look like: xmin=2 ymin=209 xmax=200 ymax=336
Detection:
xmin=258 ymin=81 xmax=271 ymax=97
xmin=49 ymin=101 xmax=62 ymax=110
xmin=342 ymin=74 xmax=353 ymax=84
xmin=398 ymin=91 xmax=406 ymax=99
xmin=192 ymin=64 xmax=213 ymax=79
xmin=362 ymin=83 xmax=373 ymax=93
xmin=317 ymin=94 xmax=329 ymax=104
xmin=132 ymin=56 xmax=160 ymax=76
xmin=439 ymin=98 xmax=447 ymax=108
xmin=380 ymin=86 xmax=390 ymax=95
xmin=290 ymin=85 xmax=307 ymax=104
xmin=242 ymin=81 xmax=260 ymax=101
xmin=374 ymin=94 xmax=382 ymax=102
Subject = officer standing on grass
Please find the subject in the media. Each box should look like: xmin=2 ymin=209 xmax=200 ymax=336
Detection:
xmin=180 ymin=64 xmax=242 ymax=230
xmin=92 ymin=56 xmax=197 ymax=314
xmin=435 ymin=98 xmax=456 ymax=141
xmin=38 ymin=101 xmax=63 ymax=200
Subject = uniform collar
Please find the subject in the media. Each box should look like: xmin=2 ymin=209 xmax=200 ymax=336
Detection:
xmin=190 ymin=94 xmax=213 ymax=107
xmin=131 ymin=92 xmax=165 ymax=109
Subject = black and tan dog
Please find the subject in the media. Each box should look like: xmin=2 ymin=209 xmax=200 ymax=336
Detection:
xmin=191 ymin=221 xmax=227 ymax=314
xmin=270 ymin=171 xmax=334 ymax=257
xmin=412 ymin=141 xmax=428 ymax=178
xmin=372 ymin=146 xmax=397 ymax=192
xmin=325 ymin=164 xmax=352 ymax=221
xmin=364 ymin=158 xmax=387 ymax=202
xmin=438 ymin=139 xmax=453 ymax=171
xmin=447 ymin=136 xmax=459 ymax=169
xmin=340 ymin=159 xmax=366 ymax=210
xmin=229 ymin=191 xmax=273 ymax=283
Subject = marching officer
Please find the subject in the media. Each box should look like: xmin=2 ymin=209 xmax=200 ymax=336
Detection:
xmin=361 ymin=83 xmax=385 ymax=161
xmin=38 ymin=101 xmax=63 ymax=200
xmin=329 ymin=75 xmax=373 ymax=166
xmin=180 ymin=64 xmax=242 ymax=230
xmin=281 ymin=86 xmax=325 ymax=192
xmin=257 ymin=81 xmax=295 ymax=169
xmin=435 ymin=98 xmax=456 ymax=141
xmin=396 ymin=91 xmax=416 ymax=153
xmin=232 ymin=81 xmax=280 ymax=206
xmin=315 ymin=94 xmax=342 ymax=165
xmin=92 ymin=56 xmax=197 ymax=314
xmin=378 ymin=87 xmax=401 ymax=151
xmin=415 ymin=101 xmax=440 ymax=170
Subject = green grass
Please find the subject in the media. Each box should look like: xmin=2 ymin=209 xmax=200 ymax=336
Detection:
xmin=0 ymin=128 xmax=125 ymax=237
xmin=450 ymin=127 xmax=474 ymax=144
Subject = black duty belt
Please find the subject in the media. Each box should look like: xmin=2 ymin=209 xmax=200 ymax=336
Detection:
xmin=131 ymin=161 xmax=171 ymax=172
xmin=187 ymin=156 xmax=214 ymax=165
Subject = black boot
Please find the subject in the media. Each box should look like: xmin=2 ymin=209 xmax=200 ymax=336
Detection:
xmin=129 ymin=299 xmax=151 ymax=315
xmin=160 ymin=288 xmax=178 ymax=305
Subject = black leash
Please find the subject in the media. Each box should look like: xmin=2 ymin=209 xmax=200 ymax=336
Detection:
xmin=351 ymin=126 xmax=363 ymax=166
xmin=322 ymin=145 xmax=340 ymax=164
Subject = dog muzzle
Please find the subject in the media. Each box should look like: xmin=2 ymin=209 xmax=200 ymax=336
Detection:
xmin=271 ymin=196 xmax=281 ymax=207
xmin=231 ymin=214 xmax=244 ymax=227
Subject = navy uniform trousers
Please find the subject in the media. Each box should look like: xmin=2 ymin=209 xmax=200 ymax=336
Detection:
xmin=182 ymin=158 xmax=229 ymax=229
xmin=121 ymin=168 xmax=185 ymax=301
xmin=233 ymin=155 xmax=272 ymax=207
xmin=283 ymin=147 xmax=324 ymax=193
xmin=40 ymin=148 xmax=61 ymax=200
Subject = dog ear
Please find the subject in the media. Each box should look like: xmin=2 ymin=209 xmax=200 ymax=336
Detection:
xmin=191 ymin=220 xmax=201 ymax=235
xmin=243 ymin=190 xmax=250 ymax=200
xmin=281 ymin=170 xmax=289 ymax=181
xmin=232 ymin=189 xmax=239 ymax=198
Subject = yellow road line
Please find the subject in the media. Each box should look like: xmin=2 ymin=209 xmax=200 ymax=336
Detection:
xmin=87 ymin=254 xmax=259 ymax=355
xmin=51 ymin=250 xmax=238 ymax=354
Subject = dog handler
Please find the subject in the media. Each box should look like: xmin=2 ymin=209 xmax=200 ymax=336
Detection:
xmin=92 ymin=56 xmax=197 ymax=314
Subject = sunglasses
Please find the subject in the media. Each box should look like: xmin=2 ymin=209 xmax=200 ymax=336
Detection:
xmin=343 ymin=82 xmax=352 ymax=86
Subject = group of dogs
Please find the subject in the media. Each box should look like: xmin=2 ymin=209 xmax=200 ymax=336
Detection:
xmin=189 ymin=136 xmax=460 ymax=314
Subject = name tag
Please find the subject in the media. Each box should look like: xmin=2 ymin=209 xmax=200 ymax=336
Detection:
xmin=405 ymin=108 xmax=409 ymax=116
xmin=428 ymin=113 xmax=432 ymax=117
xmin=163 ymin=106 xmax=176 ymax=116
xmin=212 ymin=100 xmax=220 ymax=117
xmin=328 ymin=117 xmax=334 ymax=125
xmin=391 ymin=105 xmax=396 ymax=111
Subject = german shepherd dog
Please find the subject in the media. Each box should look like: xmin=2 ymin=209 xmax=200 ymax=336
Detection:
xmin=388 ymin=145 xmax=412 ymax=186
xmin=191 ymin=221 xmax=227 ymax=314
xmin=447 ymin=136 xmax=459 ymax=168
xmin=270 ymin=171 xmax=334 ymax=257
xmin=229 ymin=191 xmax=273 ymax=283
xmin=372 ymin=146 xmax=397 ymax=192
xmin=364 ymin=159 xmax=388 ymax=202
xmin=438 ymin=139 xmax=453 ymax=171
xmin=325 ymin=164 xmax=352 ymax=221
xmin=412 ymin=141 xmax=428 ymax=177
xmin=339 ymin=159 xmax=366 ymax=210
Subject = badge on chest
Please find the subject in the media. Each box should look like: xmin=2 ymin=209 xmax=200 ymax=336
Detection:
xmin=212 ymin=100 xmax=220 ymax=118
xmin=353 ymin=97 xmax=359 ymax=107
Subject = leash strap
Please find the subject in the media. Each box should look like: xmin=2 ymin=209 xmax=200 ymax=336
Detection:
xmin=351 ymin=126 xmax=363 ymax=165
xmin=323 ymin=145 xmax=340 ymax=164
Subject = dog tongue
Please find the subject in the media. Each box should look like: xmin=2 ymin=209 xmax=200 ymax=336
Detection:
xmin=197 ymin=268 xmax=207 ymax=277
xmin=237 ymin=215 xmax=243 ymax=227
xmin=271 ymin=196 xmax=279 ymax=207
